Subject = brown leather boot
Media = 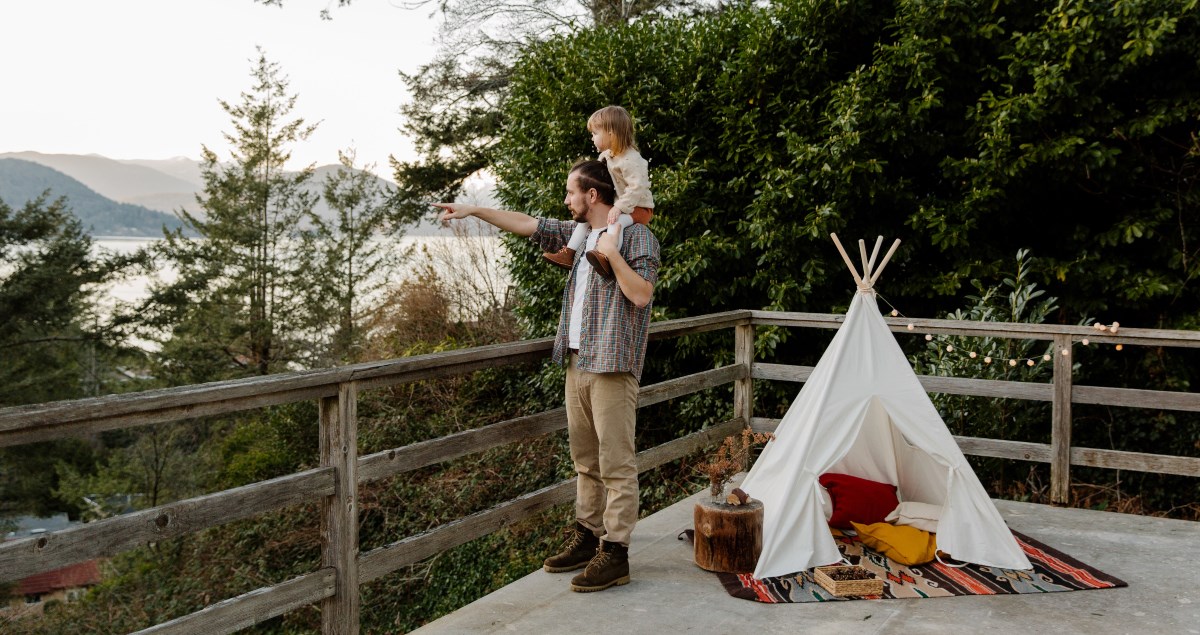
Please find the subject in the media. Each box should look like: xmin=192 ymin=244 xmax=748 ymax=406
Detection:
xmin=585 ymin=250 xmax=613 ymax=278
xmin=570 ymin=540 xmax=629 ymax=592
xmin=543 ymin=521 xmax=599 ymax=573
xmin=542 ymin=247 xmax=576 ymax=270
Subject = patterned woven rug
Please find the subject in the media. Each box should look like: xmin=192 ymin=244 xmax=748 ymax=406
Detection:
xmin=684 ymin=528 xmax=1126 ymax=602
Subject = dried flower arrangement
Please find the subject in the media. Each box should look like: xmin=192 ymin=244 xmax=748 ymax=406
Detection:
xmin=699 ymin=428 xmax=774 ymax=500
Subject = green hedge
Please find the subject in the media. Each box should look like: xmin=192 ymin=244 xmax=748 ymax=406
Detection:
xmin=493 ymin=0 xmax=1200 ymax=508
xmin=496 ymin=0 xmax=1199 ymax=330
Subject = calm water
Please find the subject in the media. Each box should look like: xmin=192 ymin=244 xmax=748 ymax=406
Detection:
xmin=91 ymin=232 xmax=510 ymax=347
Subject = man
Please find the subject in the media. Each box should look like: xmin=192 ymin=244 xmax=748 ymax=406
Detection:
xmin=435 ymin=158 xmax=661 ymax=592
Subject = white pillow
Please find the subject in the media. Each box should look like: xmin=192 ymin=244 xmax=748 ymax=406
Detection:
xmin=819 ymin=485 xmax=833 ymax=521
xmin=885 ymin=501 xmax=942 ymax=533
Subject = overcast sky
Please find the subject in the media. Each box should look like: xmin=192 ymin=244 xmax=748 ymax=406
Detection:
xmin=1 ymin=1 xmax=441 ymax=177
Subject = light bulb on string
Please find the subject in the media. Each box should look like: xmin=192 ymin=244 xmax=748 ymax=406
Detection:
xmin=890 ymin=302 xmax=1128 ymax=367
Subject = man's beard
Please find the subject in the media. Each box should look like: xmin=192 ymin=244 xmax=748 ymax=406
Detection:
xmin=570 ymin=202 xmax=589 ymax=223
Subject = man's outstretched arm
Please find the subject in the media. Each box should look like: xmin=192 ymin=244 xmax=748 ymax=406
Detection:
xmin=433 ymin=203 xmax=539 ymax=237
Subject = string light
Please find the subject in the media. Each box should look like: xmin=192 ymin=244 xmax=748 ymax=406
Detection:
xmin=880 ymin=297 xmax=1126 ymax=367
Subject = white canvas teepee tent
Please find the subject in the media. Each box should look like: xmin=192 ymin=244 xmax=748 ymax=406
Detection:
xmin=740 ymin=234 xmax=1032 ymax=579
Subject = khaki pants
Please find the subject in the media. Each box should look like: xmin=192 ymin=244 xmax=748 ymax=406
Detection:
xmin=566 ymin=353 xmax=639 ymax=546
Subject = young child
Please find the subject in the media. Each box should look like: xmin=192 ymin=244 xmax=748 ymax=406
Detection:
xmin=543 ymin=105 xmax=654 ymax=277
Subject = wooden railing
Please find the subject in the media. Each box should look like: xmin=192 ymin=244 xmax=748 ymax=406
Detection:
xmin=1 ymin=309 xmax=1197 ymax=634
xmin=0 ymin=311 xmax=750 ymax=634
xmin=748 ymin=310 xmax=1200 ymax=502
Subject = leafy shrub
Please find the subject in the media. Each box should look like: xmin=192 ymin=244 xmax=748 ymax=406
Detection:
xmin=494 ymin=0 xmax=1200 ymax=417
xmin=492 ymin=0 xmax=1200 ymax=515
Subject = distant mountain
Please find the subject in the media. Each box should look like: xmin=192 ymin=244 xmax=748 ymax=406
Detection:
xmin=0 ymin=151 xmax=202 ymax=215
xmin=302 ymin=164 xmax=473 ymax=237
xmin=0 ymin=152 xmax=500 ymax=238
xmin=118 ymin=157 xmax=205 ymax=187
xmin=0 ymin=158 xmax=187 ymax=237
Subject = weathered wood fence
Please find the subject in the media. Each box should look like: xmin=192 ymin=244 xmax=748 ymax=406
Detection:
xmin=748 ymin=311 xmax=1200 ymax=503
xmin=1 ymin=309 xmax=1197 ymax=634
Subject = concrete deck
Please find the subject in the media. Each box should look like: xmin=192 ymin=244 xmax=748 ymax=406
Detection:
xmin=412 ymin=491 xmax=1200 ymax=635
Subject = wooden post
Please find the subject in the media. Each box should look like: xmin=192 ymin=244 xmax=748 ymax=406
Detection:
xmin=734 ymin=323 xmax=754 ymax=427
xmin=321 ymin=382 xmax=360 ymax=634
xmin=1050 ymin=335 xmax=1073 ymax=505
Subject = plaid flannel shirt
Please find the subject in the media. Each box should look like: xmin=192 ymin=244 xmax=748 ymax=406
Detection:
xmin=530 ymin=218 xmax=661 ymax=381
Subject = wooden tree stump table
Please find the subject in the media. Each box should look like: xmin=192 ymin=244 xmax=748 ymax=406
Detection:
xmin=693 ymin=497 xmax=764 ymax=573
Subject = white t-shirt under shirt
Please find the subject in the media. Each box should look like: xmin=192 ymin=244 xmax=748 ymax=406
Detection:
xmin=568 ymin=227 xmax=604 ymax=350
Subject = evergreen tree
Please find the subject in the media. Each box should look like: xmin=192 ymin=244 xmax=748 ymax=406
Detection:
xmin=146 ymin=50 xmax=318 ymax=383
xmin=255 ymin=0 xmax=711 ymax=216
xmin=299 ymin=150 xmax=408 ymax=366
xmin=0 ymin=195 xmax=145 ymax=403
xmin=0 ymin=194 xmax=146 ymax=516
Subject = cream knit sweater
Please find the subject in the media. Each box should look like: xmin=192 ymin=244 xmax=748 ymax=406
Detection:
xmin=600 ymin=148 xmax=655 ymax=215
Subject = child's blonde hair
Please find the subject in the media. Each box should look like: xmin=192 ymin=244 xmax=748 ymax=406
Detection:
xmin=588 ymin=105 xmax=639 ymax=156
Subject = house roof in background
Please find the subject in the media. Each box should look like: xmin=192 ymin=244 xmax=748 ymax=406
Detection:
xmin=15 ymin=561 xmax=101 ymax=596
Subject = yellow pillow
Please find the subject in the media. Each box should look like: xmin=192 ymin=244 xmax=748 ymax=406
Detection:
xmin=850 ymin=521 xmax=937 ymax=566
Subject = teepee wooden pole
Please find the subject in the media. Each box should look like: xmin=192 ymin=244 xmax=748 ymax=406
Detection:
xmin=858 ymin=239 xmax=870 ymax=280
xmin=868 ymin=238 xmax=902 ymax=286
xmin=867 ymin=236 xmax=883 ymax=275
xmin=829 ymin=233 xmax=865 ymax=287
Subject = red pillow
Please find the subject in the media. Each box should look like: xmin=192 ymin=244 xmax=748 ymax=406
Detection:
xmin=819 ymin=473 xmax=900 ymax=529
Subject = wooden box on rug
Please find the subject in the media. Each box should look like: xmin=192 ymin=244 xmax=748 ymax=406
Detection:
xmin=813 ymin=565 xmax=884 ymax=597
